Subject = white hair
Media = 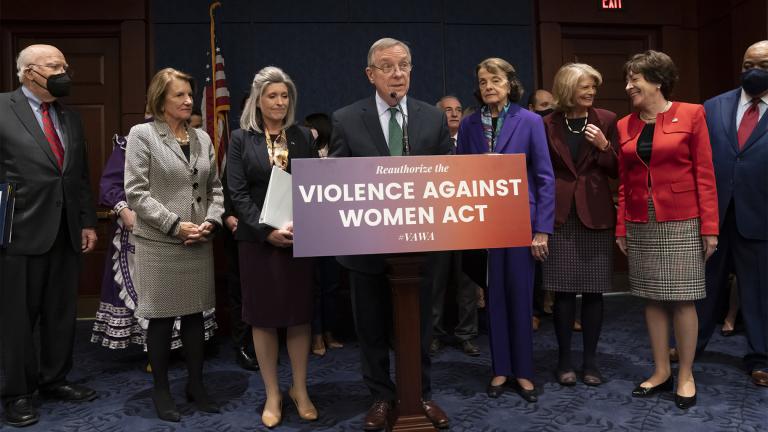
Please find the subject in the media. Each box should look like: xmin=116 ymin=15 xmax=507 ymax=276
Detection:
xmin=240 ymin=66 xmax=297 ymax=133
xmin=436 ymin=95 xmax=460 ymax=109
xmin=16 ymin=46 xmax=39 ymax=82
xmin=15 ymin=44 xmax=59 ymax=83
xmin=367 ymin=38 xmax=411 ymax=66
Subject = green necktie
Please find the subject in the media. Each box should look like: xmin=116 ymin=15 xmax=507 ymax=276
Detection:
xmin=388 ymin=107 xmax=403 ymax=156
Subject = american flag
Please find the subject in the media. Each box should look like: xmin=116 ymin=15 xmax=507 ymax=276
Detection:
xmin=201 ymin=1 xmax=230 ymax=173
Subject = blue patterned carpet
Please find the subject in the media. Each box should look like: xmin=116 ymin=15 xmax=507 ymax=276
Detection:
xmin=2 ymin=294 xmax=766 ymax=431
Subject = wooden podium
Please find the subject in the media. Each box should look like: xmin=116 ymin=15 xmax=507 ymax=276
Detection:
xmin=385 ymin=254 xmax=437 ymax=432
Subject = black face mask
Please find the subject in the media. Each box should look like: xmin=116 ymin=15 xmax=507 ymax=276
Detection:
xmin=32 ymin=69 xmax=72 ymax=98
xmin=535 ymin=108 xmax=554 ymax=117
xmin=741 ymin=68 xmax=768 ymax=97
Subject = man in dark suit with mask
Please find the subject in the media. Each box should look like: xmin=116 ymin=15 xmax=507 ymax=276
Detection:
xmin=697 ymin=40 xmax=768 ymax=387
xmin=330 ymin=37 xmax=452 ymax=430
xmin=0 ymin=44 xmax=98 ymax=427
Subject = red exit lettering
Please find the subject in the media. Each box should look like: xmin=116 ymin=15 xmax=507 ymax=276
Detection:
xmin=602 ymin=0 xmax=623 ymax=8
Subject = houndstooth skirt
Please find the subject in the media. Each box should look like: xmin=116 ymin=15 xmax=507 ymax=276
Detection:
xmin=542 ymin=209 xmax=614 ymax=293
xmin=133 ymin=235 xmax=216 ymax=318
xmin=626 ymin=199 xmax=706 ymax=301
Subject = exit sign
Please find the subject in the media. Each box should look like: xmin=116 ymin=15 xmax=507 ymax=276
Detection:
xmin=602 ymin=0 xmax=623 ymax=8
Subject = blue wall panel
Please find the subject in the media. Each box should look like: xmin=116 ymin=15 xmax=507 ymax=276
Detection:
xmin=151 ymin=0 xmax=535 ymax=127
xmin=443 ymin=0 xmax=532 ymax=25
xmin=348 ymin=0 xmax=443 ymax=22
xmin=444 ymin=24 xmax=535 ymax=110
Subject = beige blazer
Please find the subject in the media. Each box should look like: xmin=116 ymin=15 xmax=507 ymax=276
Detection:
xmin=125 ymin=120 xmax=224 ymax=243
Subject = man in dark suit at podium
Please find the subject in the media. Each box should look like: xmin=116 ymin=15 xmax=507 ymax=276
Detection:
xmin=0 ymin=44 xmax=98 ymax=427
xmin=330 ymin=37 xmax=452 ymax=430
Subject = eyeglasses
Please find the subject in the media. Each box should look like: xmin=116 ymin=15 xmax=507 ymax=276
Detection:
xmin=29 ymin=63 xmax=70 ymax=74
xmin=370 ymin=62 xmax=413 ymax=75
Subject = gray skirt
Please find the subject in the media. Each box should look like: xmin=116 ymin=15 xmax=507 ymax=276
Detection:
xmin=542 ymin=209 xmax=614 ymax=293
xmin=626 ymin=199 xmax=705 ymax=301
xmin=133 ymin=235 xmax=216 ymax=318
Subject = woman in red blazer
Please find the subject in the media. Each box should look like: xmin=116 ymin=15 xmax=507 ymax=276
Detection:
xmin=615 ymin=51 xmax=718 ymax=410
xmin=542 ymin=63 xmax=618 ymax=387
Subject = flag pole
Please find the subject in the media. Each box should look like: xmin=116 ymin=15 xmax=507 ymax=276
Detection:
xmin=209 ymin=1 xmax=221 ymax=146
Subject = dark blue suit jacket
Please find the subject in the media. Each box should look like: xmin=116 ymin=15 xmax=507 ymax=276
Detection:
xmin=704 ymin=88 xmax=768 ymax=240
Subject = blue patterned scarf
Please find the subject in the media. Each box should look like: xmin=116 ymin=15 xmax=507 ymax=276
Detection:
xmin=481 ymin=102 xmax=510 ymax=152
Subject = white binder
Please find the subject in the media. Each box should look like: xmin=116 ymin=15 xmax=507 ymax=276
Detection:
xmin=259 ymin=166 xmax=292 ymax=229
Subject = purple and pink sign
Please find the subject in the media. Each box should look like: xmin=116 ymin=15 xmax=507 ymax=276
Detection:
xmin=291 ymin=154 xmax=531 ymax=257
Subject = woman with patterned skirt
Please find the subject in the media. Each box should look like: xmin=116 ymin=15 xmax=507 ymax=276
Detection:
xmin=616 ymin=51 xmax=718 ymax=410
xmin=542 ymin=63 xmax=619 ymax=387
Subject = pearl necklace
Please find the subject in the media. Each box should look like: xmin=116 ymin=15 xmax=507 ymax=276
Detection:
xmin=565 ymin=116 xmax=587 ymax=134
xmin=639 ymin=101 xmax=672 ymax=123
xmin=175 ymin=129 xmax=190 ymax=144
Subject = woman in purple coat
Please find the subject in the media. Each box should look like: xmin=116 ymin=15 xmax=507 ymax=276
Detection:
xmin=456 ymin=57 xmax=555 ymax=402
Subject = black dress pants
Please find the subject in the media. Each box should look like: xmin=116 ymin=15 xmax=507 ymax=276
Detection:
xmin=223 ymin=229 xmax=251 ymax=351
xmin=0 ymin=217 xmax=80 ymax=401
xmin=348 ymin=260 xmax=433 ymax=401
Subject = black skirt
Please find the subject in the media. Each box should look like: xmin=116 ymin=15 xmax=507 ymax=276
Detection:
xmin=238 ymin=240 xmax=314 ymax=328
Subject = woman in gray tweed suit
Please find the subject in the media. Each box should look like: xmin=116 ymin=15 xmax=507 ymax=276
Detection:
xmin=125 ymin=68 xmax=224 ymax=422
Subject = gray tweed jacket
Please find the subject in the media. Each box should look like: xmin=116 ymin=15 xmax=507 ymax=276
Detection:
xmin=125 ymin=120 xmax=224 ymax=243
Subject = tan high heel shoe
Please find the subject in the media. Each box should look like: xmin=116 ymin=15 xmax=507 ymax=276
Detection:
xmin=261 ymin=398 xmax=283 ymax=428
xmin=289 ymin=387 xmax=318 ymax=421
xmin=323 ymin=332 xmax=344 ymax=349
xmin=311 ymin=334 xmax=326 ymax=356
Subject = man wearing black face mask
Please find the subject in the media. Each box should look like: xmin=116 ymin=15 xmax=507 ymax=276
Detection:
xmin=0 ymin=44 xmax=98 ymax=427
xmin=528 ymin=89 xmax=555 ymax=117
xmin=697 ymin=40 xmax=768 ymax=388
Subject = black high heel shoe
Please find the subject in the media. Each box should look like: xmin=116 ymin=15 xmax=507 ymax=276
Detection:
xmin=632 ymin=376 xmax=673 ymax=397
xmin=186 ymin=385 xmax=220 ymax=413
xmin=675 ymin=392 xmax=697 ymax=409
xmin=152 ymin=390 xmax=181 ymax=422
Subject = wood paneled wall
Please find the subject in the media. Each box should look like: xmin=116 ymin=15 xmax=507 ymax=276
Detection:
xmin=536 ymin=0 xmax=768 ymax=105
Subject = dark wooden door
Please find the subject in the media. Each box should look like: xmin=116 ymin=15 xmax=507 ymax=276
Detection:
xmin=560 ymin=27 xmax=657 ymax=118
xmin=15 ymin=35 xmax=121 ymax=307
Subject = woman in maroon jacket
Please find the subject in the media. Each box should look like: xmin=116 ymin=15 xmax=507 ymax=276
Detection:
xmin=542 ymin=63 xmax=618 ymax=387
xmin=616 ymin=50 xmax=718 ymax=410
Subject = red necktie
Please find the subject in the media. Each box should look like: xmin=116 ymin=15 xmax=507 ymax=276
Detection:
xmin=40 ymin=102 xmax=65 ymax=169
xmin=737 ymin=99 xmax=760 ymax=149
